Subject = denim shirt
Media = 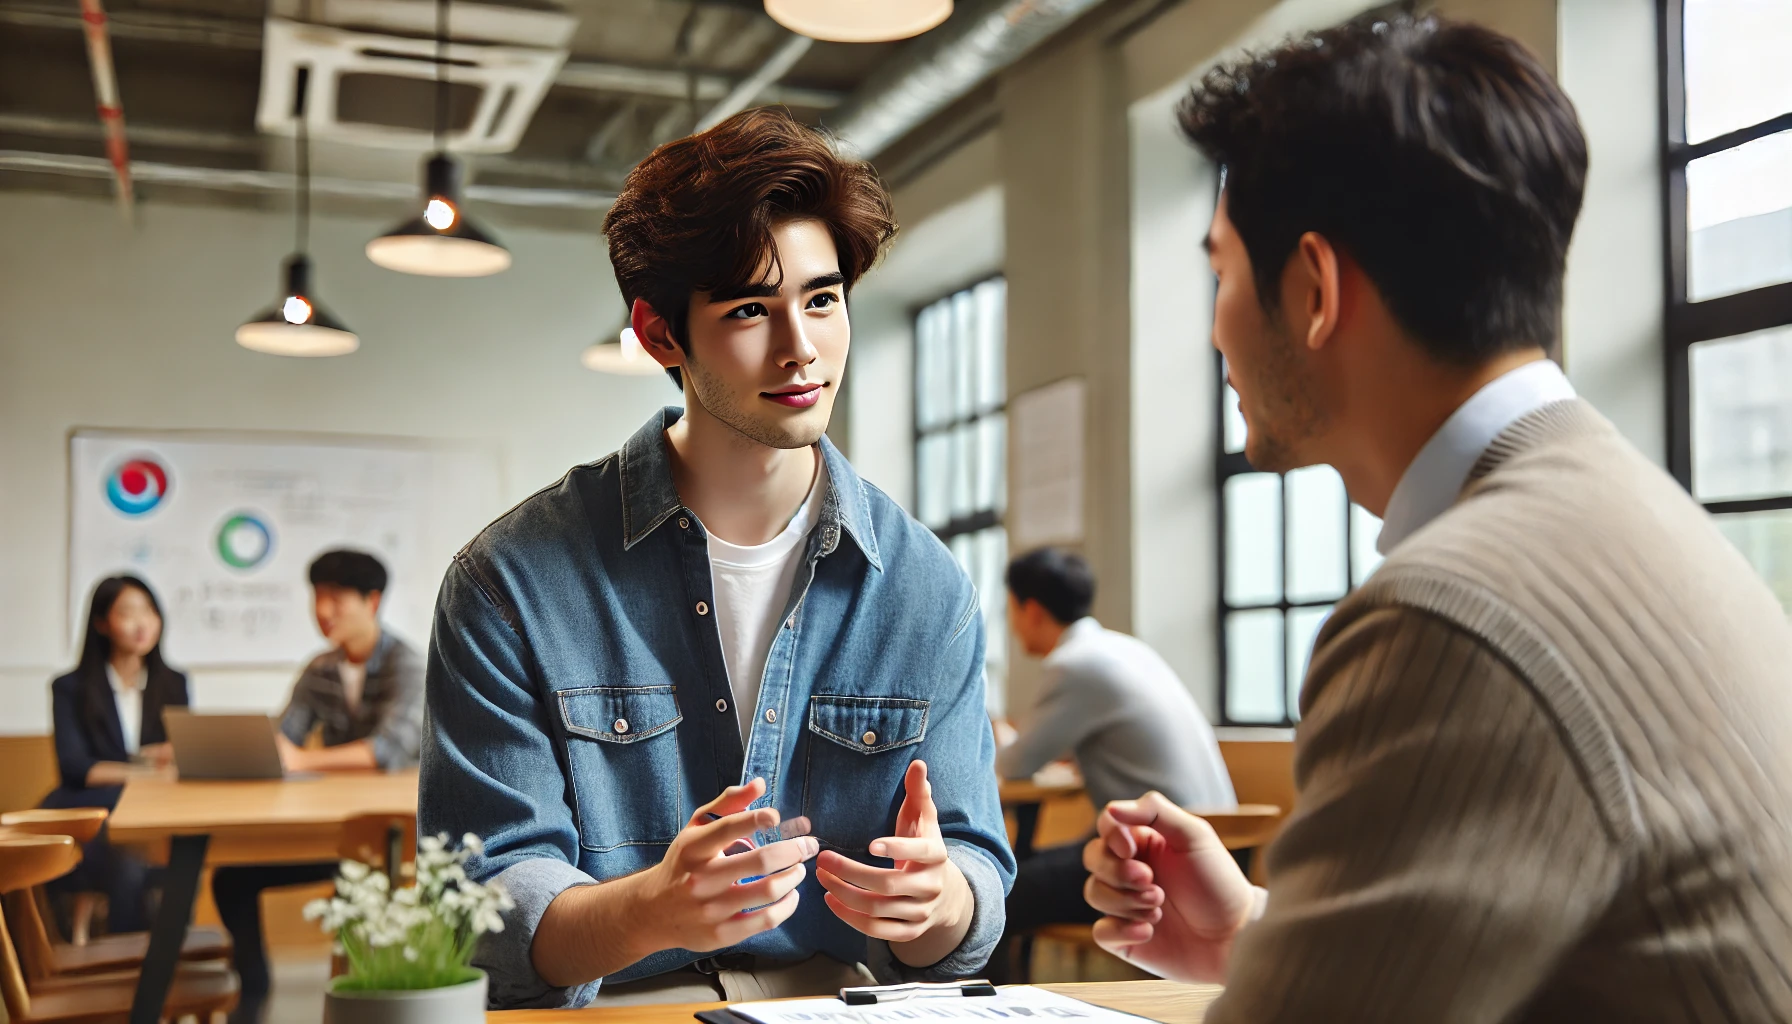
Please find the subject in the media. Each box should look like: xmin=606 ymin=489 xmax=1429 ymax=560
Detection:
xmin=420 ymin=408 xmax=1015 ymax=1009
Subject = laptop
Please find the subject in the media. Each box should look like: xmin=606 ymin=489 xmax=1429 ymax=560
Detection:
xmin=163 ymin=709 xmax=287 ymax=780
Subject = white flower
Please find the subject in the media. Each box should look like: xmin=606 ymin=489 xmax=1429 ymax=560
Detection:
xmin=339 ymin=859 xmax=370 ymax=882
xmin=462 ymin=833 xmax=485 ymax=856
xmin=403 ymin=946 xmax=419 ymax=962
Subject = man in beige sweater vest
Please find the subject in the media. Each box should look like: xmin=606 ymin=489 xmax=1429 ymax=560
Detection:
xmin=1083 ymin=13 xmax=1792 ymax=1022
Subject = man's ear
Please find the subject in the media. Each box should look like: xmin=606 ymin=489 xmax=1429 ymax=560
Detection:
xmin=366 ymin=590 xmax=382 ymax=618
xmin=1288 ymin=231 xmax=1343 ymax=353
xmin=630 ymin=297 xmax=686 ymax=372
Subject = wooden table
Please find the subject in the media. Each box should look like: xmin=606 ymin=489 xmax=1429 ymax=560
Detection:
xmin=489 ymin=980 xmax=1223 ymax=1023
xmin=108 ymin=769 xmax=418 ymax=1024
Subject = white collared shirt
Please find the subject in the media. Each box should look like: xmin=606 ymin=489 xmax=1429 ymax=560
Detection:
xmin=1377 ymin=359 xmax=1577 ymax=555
xmin=105 ymin=662 xmax=146 ymax=756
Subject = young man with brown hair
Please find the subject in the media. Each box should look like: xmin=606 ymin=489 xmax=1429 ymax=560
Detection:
xmin=420 ymin=108 xmax=1013 ymax=1010
xmin=1083 ymin=13 xmax=1792 ymax=1022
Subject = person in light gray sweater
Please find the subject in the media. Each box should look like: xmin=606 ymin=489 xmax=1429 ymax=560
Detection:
xmin=989 ymin=547 xmax=1233 ymax=979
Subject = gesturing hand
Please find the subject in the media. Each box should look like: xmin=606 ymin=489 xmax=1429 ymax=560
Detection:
xmin=634 ymin=778 xmax=820 ymax=954
xmin=1082 ymin=792 xmax=1260 ymax=984
xmin=816 ymin=760 xmax=974 ymax=968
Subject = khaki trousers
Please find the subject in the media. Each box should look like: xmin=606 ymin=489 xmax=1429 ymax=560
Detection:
xmin=586 ymin=955 xmax=877 ymax=1007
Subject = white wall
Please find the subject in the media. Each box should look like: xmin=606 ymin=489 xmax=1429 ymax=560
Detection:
xmin=1128 ymin=89 xmax=1222 ymax=722
xmin=0 ymin=191 xmax=670 ymax=733
xmin=1560 ymin=0 xmax=1665 ymax=464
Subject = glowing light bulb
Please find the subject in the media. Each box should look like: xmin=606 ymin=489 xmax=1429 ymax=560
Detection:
xmin=424 ymin=198 xmax=457 ymax=231
xmin=620 ymin=327 xmax=644 ymax=361
xmin=282 ymin=295 xmax=312 ymax=324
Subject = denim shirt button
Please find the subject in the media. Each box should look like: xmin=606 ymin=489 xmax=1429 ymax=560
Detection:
xmin=765 ymin=708 xmax=777 ymax=724
xmin=613 ymin=718 xmax=629 ymax=735
xmin=861 ymin=730 xmax=876 ymax=746
xmin=696 ymin=601 xmax=710 ymax=616
xmin=785 ymin=615 xmax=796 ymax=630
xmin=716 ymin=698 xmax=728 ymax=713
xmin=678 ymin=517 xmax=690 ymax=529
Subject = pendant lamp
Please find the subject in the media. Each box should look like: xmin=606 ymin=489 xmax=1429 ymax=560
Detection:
xmin=237 ymin=94 xmax=358 ymax=357
xmin=765 ymin=0 xmax=951 ymax=42
xmin=582 ymin=327 xmax=665 ymax=375
xmin=366 ymin=0 xmax=510 ymax=276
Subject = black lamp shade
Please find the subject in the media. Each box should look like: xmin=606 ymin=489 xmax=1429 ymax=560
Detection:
xmin=236 ymin=255 xmax=359 ymax=356
xmin=366 ymin=154 xmax=512 ymax=277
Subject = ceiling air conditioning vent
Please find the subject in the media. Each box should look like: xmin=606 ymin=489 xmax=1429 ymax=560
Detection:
xmin=256 ymin=1 xmax=572 ymax=154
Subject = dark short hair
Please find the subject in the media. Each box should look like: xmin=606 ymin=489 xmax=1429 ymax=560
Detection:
xmin=308 ymin=549 xmax=388 ymax=596
xmin=602 ymin=107 xmax=898 ymax=389
xmin=1005 ymin=548 xmax=1096 ymax=625
xmin=1178 ymin=13 xmax=1587 ymax=364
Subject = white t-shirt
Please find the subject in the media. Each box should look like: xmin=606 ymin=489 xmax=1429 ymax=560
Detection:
xmin=338 ymin=658 xmax=366 ymax=714
xmin=105 ymin=663 xmax=145 ymax=755
xmin=708 ymin=463 xmax=828 ymax=739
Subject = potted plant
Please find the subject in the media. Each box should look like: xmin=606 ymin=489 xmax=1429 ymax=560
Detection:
xmin=305 ymin=832 xmax=514 ymax=1024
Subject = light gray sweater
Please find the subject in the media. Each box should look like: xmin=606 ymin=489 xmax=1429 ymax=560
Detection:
xmin=998 ymin=618 xmax=1235 ymax=812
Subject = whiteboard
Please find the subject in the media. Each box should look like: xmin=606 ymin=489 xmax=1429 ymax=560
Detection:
xmin=69 ymin=431 xmax=503 ymax=667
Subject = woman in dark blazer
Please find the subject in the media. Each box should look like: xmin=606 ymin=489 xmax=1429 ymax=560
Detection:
xmin=44 ymin=575 xmax=189 ymax=935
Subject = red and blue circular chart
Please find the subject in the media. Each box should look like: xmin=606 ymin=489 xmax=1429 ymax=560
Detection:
xmin=104 ymin=456 xmax=171 ymax=516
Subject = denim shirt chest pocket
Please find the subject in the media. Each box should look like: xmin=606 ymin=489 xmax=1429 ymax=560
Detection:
xmin=557 ymin=685 xmax=684 ymax=853
xmin=802 ymin=695 xmax=928 ymax=853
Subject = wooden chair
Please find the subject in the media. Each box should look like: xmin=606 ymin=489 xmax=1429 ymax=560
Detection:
xmin=0 ymin=834 xmax=238 ymax=1022
xmin=325 ymin=814 xmax=417 ymax=979
xmin=0 ymin=810 xmax=231 ymax=979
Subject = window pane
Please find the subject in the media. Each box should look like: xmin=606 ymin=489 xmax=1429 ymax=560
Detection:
xmin=1351 ymin=504 xmax=1385 ymax=586
xmin=1287 ymin=465 xmax=1347 ymax=602
xmin=1286 ymin=605 xmax=1332 ymax=722
xmin=917 ymin=432 xmax=952 ymax=529
xmin=1223 ymin=383 xmax=1247 ymax=455
xmin=974 ymin=414 xmax=1007 ymax=514
xmin=1687 ymin=129 xmax=1792 ymax=301
xmin=1225 ymin=473 xmax=1282 ymax=606
xmin=1715 ymin=508 xmax=1792 ymax=614
xmin=974 ymin=279 xmax=1006 ymax=414
xmin=1684 ymin=0 xmax=1792 ymax=144
xmin=1226 ymin=609 xmax=1284 ymax=724
xmin=952 ymin=290 xmax=978 ymax=423
xmin=950 ymin=422 xmax=976 ymax=521
xmin=1691 ymin=325 xmax=1792 ymax=502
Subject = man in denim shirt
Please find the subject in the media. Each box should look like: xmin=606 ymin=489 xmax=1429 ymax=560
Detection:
xmin=420 ymin=109 xmax=1014 ymax=1009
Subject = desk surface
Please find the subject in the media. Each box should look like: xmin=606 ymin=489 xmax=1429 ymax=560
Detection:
xmin=108 ymin=769 xmax=418 ymax=843
xmin=488 ymin=980 xmax=1222 ymax=1024
xmin=998 ymin=777 xmax=1087 ymax=806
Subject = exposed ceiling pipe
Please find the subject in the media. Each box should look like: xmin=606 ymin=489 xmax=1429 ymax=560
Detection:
xmin=0 ymin=5 xmax=846 ymax=108
xmin=826 ymin=0 xmax=1108 ymax=158
xmin=694 ymin=33 xmax=813 ymax=132
xmin=76 ymin=0 xmax=133 ymax=216
xmin=0 ymin=150 xmax=615 ymax=209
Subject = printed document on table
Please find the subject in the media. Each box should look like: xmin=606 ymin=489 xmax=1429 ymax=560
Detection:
xmin=723 ymin=985 xmax=1154 ymax=1024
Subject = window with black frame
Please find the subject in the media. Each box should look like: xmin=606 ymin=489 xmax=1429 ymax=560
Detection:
xmin=914 ymin=277 xmax=1009 ymax=694
xmin=1661 ymin=0 xmax=1792 ymax=613
xmin=1215 ymin=368 xmax=1386 ymax=726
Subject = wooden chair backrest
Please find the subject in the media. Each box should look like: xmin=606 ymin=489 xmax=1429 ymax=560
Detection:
xmin=0 ymin=736 xmax=59 ymax=816
xmin=339 ymin=814 xmax=418 ymax=886
xmin=1218 ymin=739 xmax=1296 ymax=820
xmin=0 ymin=835 xmax=79 ymax=1018
xmin=0 ymin=808 xmax=108 ymax=846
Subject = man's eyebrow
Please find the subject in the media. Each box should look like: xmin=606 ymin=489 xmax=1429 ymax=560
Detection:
xmin=709 ymin=281 xmax=783 ymax=302
xmin=708 ymin=272 xmax=845 ymax=303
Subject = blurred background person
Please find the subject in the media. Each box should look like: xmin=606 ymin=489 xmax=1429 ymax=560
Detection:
xmin=991 ymin=547 xmax=1231 ymax=980
xmin=44 ymin=575 xmax=189 ymax=939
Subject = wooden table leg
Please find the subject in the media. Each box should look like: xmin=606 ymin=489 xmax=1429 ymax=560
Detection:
xmin=131 ymin=833 xmax=209 ymax=1024
xmin=1013 ymin=802 xmax=1042 ymax=861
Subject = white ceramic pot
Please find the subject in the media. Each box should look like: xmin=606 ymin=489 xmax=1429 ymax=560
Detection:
xmin=323 ymin=971 xmax=487 ymax=1024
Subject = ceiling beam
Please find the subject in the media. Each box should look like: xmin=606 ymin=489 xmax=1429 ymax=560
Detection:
xmin=0 ymin=3 xmax=845 ymax=108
